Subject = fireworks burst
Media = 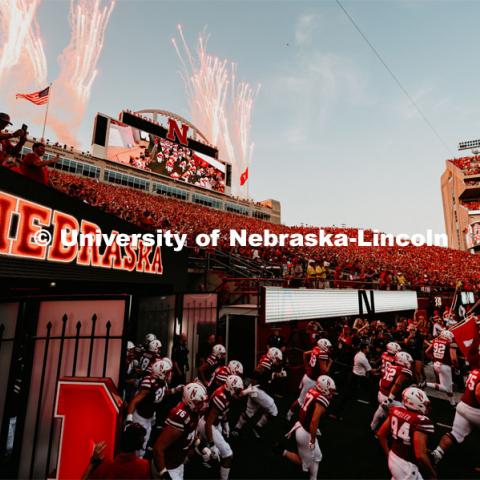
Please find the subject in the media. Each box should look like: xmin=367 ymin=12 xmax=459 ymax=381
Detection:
xmin=58 ymin=0 xmax=115 ymax=104
xmin=0 ymin=0 xmax=114 ymax=145
xmin=172 ymin=26 xmax=259 ymax=197
xmin=0 ymin=0 xmax=45 ymax=86
xmin=49 ymin=0 xmax=115 ymax=144
xmin=25 ymin=13 xmax=48 ymax=87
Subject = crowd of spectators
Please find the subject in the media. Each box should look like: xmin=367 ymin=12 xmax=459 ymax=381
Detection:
xmin=461 ymin=201 xmax=480 ymax=211
xmin=3 ymin=109 xmax=480 ymax=293
xmin=0 ymin=112 xmax=61 ymax=185
xmin=150 ymin=137 xmax=225 ymax=192
xmin=44 ymin=170 xmax=480 ymax=292
xmin=449 ymin=156 xmax=480 ymax=176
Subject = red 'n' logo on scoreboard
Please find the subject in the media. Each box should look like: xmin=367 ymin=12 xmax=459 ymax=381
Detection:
xmin=166 ymin=118 xmax=189 ymax=145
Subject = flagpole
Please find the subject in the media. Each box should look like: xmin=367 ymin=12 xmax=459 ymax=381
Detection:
xmin=41 ymin=83 xmax=52 ymax=141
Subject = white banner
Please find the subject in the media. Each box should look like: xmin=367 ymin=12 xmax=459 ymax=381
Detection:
xmin=264 ymin=287 xmax=418 ymax=323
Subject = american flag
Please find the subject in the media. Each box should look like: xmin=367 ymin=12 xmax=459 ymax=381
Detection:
xmin=16 ymin=86 xmax=50 ymax=105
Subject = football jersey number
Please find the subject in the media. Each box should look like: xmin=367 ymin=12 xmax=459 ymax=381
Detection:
xmin=433 ymin=342 xmax=446 ymax=360
xmin=154 ymin=387 xmax=165 ymax=404
xmin=302 ymin=392 xmax=315 ymax=412
xmin=309 ymin=353 xmax=317 ymax=368
xmin=391 ymin=416 xmax=411 ymax=445
xmin=140 ymin=357 xmax=150 ymax=371
xmin=384 ymin=366 xmax=396 ymax=382
xmin=466 ymin=372 xmax=479 ymax=391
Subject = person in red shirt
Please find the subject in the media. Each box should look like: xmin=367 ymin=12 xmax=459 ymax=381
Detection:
xmin=0 ymin=112 xmax=27 ymax=163
xmin=82 ymin=423 xmax=151 ymax=479
xmin=2 ymin=157 xmax=22 ymax=174
xmin=20 ymin=142 xmax=60 ymax=185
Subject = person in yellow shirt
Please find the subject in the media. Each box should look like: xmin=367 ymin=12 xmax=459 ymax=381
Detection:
xmin=396 ymin=272 xmax=407 ymax=290
xmin=315 ymin=262 xmax=327 ymax=289
xmin=306 ymin=260 xmax=316 ymax=288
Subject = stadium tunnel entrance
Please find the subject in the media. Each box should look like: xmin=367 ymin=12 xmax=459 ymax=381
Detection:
xmin=0 ymin=171 xmax=216 ymax=478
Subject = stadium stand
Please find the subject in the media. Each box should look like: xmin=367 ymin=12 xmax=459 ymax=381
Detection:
xmin=44 ymin=170 xmax=480 ymax=291
xmin=449 ymin=157 xmax=480 ymax=175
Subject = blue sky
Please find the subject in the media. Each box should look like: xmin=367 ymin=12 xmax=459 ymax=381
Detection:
xmin=7 ymin=0 xmax=480 ymax=235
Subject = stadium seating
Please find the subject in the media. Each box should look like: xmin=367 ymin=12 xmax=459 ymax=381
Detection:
xmin=449 ymin=157 xmax=480 ymax=175
xmin=461 ymin=200 xmax=480 ymax=210
xmin=48 ymin=170 xmax=480 ymax=291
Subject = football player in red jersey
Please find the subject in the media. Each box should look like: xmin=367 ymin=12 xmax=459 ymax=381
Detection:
xmin=207 ymin=360 xmax=244 ymax=393
xmin=135 ymin=333 xmax=157 ymax=359
xmin=198 ymin=375 xmax=244 ymax=480
xmin=381 ymin=342 xmax=401 ymax=374
xmin=279 ymin=375 xmax=336 ymax=480
xmin=426 ymin=329 xmax=457 ymax=405
xmin=137 ymin=339 xmax=162 ymax=377
xmin=371 ymin=351 xmax=414 ymax=432
xmin=286 ymin=338 xmax=332 ymax=421
xmin=126 ymin=358 xmax=180 ymax=456
xmin=198 ymin=344 xmax=226 ymax=386
xmin=377 ymin=387 xmax=436 ymax=480
xmin=232 ymin=347 xmax=286 ymax=438
xmin=431 ymin=367 xmax=480 ymax=465
xmin=125 ymin=341 xmax=139 ymax=401
xmin=153 ymin=382 xmax=208 ymax=480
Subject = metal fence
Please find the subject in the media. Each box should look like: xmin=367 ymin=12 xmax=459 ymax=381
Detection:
xmin=0 ymin=309 xmax=125 ymax=479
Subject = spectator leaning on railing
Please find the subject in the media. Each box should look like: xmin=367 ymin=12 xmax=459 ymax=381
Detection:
xmin=0 ymin=112 xmax=27 ymax=163
xmin=19 ymin=142 xmax=60 ymax=186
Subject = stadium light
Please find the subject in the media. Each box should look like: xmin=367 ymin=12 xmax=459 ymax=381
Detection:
xmin=458 ymin=139 xmax=480 ymax=151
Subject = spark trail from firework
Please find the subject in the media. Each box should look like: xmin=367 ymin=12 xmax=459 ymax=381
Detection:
xmin=172 ymin=25 xmax=259 ymax=197
xmin=0 ymin=0 xmax=114 ymax=145
xmin=0 ymin=0 xmax=46 ymax=87
xmin=50 ymin=0 xmax=115 ymax=144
